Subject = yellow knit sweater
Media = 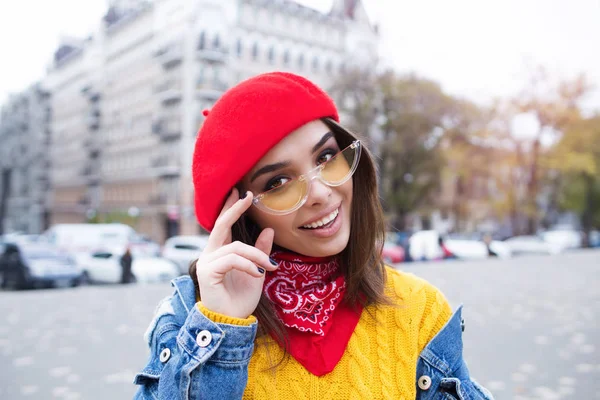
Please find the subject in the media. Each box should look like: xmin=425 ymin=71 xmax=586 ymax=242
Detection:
xmin=202 ymin=267 xmax=452 ymax=400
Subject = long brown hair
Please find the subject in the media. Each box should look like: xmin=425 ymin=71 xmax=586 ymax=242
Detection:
xmin=189 ymin=118 xmax=388 ymax=359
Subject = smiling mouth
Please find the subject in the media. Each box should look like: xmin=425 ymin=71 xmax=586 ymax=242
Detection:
xmin=300 ymin=208 xmax=339 ymax=230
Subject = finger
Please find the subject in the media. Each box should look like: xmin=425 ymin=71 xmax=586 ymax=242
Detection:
xmin=205 ymin=189 xmax=249 ymax=251
xmin=209 ymin=191 xmax=253 ymax=245
xmin=255 ymin=228 xmax=275 ymax=257
xmin=204 ymin=253 xmax=266 ymax=280
xmin=217 ymin=188 xmax=240 ymax=220
xmin=206 ymin=241 xmax=278 ymax=271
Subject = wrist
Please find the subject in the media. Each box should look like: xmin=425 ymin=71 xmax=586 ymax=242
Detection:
xmin=197 ymin=302 xmax=256 ymax=326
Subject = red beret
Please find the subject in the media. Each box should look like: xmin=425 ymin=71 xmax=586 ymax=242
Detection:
xmin=192 ymin=72 xmax=339 ymax=231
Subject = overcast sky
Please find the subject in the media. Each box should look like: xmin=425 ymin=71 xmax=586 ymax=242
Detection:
xmin=1 ymin=0 xmax=599 ymax=113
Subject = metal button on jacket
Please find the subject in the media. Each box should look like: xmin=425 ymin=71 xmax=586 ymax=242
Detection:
xmin=159 ymin=348 xmax=171 ymax=363
xmin=196 ymin=330 xmax=212 ymax=347
xmin=418 ymin=375 xmax=432 ymax=390
xmin=461 ymin=318 xmax=465 ymax=332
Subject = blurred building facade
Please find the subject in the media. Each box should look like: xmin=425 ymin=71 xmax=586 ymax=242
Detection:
xmin=0 ymin=84 xmax=52 ymax=235
xmin=42 ymin=0 xmax=378 ymax=242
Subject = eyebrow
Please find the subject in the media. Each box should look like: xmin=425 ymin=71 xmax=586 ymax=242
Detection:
xmin=250 ymin=131 xmax=334 ymax=183
xmin=311 ymin=131 xmax=334 ymax=154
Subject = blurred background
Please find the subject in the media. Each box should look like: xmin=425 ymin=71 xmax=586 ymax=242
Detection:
xmin=0 ymin=0 xmax=599 ymax=399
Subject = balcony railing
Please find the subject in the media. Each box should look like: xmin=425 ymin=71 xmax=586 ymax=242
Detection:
xmin=155 ymin=81 xmax=183 ymax=105
xmin=157 ymin=46 xmax=183 ymax=69
xmin=196 ymin=47 xmax=227 ymax=63
xmin=151 ymin=117 xmax=181 ymax=141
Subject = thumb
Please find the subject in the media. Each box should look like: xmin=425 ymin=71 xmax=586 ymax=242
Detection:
xmin=255 ymin=228 xmax=274 ymax=256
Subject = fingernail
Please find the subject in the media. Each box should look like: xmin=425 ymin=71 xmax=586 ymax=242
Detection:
xmin=269 ymin=258 xmax=278 ymax=266
xmin=240 ymin=191 xmax=247 ymax=199
xmin=257 ymin=267 xmax=265 ymax=274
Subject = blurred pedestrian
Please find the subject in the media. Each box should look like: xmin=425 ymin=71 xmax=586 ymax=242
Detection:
xmin=438 ymin=235 xmax=456 ymax=259
xmin=133 ymin=72 xmax=493 ymax=399
xmin=483 ymin=233 xmax=498 ymax=257
xmin=120 ymin=245 xmax=134 ymax=284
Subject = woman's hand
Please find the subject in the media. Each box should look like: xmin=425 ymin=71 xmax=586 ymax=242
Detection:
xmin=195 ymin=188 xmax=277 ymax=319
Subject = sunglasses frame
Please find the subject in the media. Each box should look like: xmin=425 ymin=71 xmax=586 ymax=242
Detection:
xmin=251 ymin=140 xmax=361 ymax=215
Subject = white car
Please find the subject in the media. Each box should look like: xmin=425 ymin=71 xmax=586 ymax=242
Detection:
xmin=77 ymin=250 xmax=179 ymax=284
xmin=444 ymin=239 xmax=488 ymax=260
xmin=162 ymin=235 xmax=209 ymax=274
xmin=0 ymin=242 xmax=83 ymax=289
xmin=540 ymin=230 xmax=582 ymax=251
xmin=503 ymin=235 xmax=563 ymax=256
xmin=408 ymin=230 xmax=444 ymax=261
xmin=444 ymin=239 xmax=512 ymax=260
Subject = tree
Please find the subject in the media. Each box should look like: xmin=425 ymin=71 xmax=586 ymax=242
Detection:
xmin=546 ymin=115 xmax=600 ymax=245
xmin=512 ymin=69 xmax=591 ymax=233
xmin=331 ymin=70 xmax=460 ymax=230
xmin=378 ymin=72 xmax=458 ymax=230
xmin=328 ymin=68 xmax=379 ymax=142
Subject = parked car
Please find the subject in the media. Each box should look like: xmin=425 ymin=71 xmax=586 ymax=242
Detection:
xmin=43 ymin=223 xmax=138 ymax=254
xmin=503 ymin=235 xmax=563 ymax=256
xmin=408 ymin=230 xmax=444 ymax=261
xmin=129 ymin=235 xmax=161 ymax=257
xmin=446 ymin=234 xmax=512 ymax=260
xmin=444 ymin=239 xmax=488 ymax=260
xmin=382 ymin=241 xmax=405 ymax=264
xmin=162 ymin=235 xmax=209 ymax=274
xmin=589 ymin=230 xmax=600 ymax=248
xmin=76 ymin=249 xmax=179 ymax=284
xmin=0 ymin=242 xmax=83 ymax=289
xmin=540 ymin=229 xmax=582 ymax=250
xmin=4 ymin=234 xmax=48 ymax=245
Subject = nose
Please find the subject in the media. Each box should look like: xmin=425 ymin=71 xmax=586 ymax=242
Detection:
xmin=306 ymin=178 xmax=332 ymax=207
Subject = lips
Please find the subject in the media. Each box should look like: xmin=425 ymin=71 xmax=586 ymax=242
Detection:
xmin=301 ymin=208 xmax=339 ymax=229
xmin=299 ymin=203 xmax=342 ymax=229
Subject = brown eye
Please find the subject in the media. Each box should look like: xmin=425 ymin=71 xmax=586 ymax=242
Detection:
xmin=265 ymin=176 xmax=290 ymax=191
xmin=317 ymin=149 xmax=336 ymax=165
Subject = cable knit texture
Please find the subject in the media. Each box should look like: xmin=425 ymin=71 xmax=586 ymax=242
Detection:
xmin=240 ymin=266 xmax=452 ymax=399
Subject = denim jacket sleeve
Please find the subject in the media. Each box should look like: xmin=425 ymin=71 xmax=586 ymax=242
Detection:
xmin=416 ymin=306 xmax=494 ymax=400
xmin=133 ymin=277 xmax=257 ymax=400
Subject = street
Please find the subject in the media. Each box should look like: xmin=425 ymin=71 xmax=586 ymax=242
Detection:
xmin=0 ymin=250 xmax=598 ymax=399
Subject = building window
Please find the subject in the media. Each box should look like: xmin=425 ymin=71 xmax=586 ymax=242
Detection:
xmin=267 ymin=46 xmax=275 ymax=65
xmin=325 ymin=60 xmax=333 ymax=74
xmin=213 ymin=34 xmax=221 ymax=49
xmin=297 ymin=53 xmax=304 ymax=69
xmin=312 ymin=56 xmax=319 ymax=72
xmin=198 ymin=31 xmax=206 ymax=50
xmin=283 ymin=49 xmax=290 ymax=66
xmin=252 ymin=42 xmax=259 ymax=61
xmin=236 ymin=39 xmax=243 ymax=58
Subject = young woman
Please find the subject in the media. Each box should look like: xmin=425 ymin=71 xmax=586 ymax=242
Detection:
xmin=134 ymin=72 xmax=493 ymax=399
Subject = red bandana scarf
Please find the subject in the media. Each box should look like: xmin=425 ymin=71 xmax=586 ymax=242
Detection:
xmin=264 ymin=251 xmax=364 ymax=376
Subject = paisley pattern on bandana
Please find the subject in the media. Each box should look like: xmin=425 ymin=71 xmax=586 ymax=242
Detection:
xmin=264 ymin=252 xmax=345 ymax=336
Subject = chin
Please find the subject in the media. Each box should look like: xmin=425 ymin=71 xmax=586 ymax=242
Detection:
xmin=292 ymin=229 xmax=351 ymax=257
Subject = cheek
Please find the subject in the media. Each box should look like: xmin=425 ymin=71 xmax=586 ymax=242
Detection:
xmin=342 ymin=179 xmax=353 ymax=203
xmin=248 ymin=209 xmax=297 ymax=234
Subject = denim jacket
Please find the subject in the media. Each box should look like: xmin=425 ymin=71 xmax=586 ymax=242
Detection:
xmin=134 ymin=276 xmax=493 ymax=400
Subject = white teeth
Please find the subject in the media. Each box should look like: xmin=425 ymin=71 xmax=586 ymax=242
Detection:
xmin=302 ymin=208 xmax=339 ymax=229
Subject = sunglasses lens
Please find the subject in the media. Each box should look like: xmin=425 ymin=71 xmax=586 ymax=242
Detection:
xmin=257 ymin=178 xmax=308 ymax=212
xmin=321 ymin=144 xmax=357 ymax=184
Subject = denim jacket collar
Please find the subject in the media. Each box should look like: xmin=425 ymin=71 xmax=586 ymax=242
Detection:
xmin=171 ymin=275 xmax=197 ymax=313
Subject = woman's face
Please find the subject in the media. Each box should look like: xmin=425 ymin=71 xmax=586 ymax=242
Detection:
xmin=241 ymin=120 xmax=353 ymax=257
